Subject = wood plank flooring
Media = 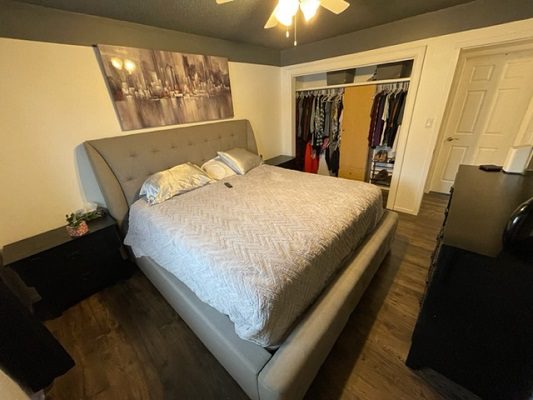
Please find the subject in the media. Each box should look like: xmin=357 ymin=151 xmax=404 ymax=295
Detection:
xmin=45 ymin=193 xmax=479 ymax=400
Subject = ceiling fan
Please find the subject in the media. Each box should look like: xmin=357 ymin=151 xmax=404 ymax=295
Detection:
xmin=216 ymin=0 xmax=350 ymax=29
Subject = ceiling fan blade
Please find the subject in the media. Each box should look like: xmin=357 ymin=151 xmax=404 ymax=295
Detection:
xmin=264 ymin=7 xmax=279 ymax=29
xmin=319 ymin=0 xmax=350 ymax=14
xmin=216 ymin=0 xmax=233 ymax=4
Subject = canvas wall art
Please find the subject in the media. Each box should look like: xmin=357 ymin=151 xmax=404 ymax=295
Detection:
xmin=96 ymin=44 xmax=234 ymax=130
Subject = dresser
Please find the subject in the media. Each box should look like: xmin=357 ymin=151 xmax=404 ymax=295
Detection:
xmin=406 ymin=166 xmax=533 ymax=399
xmin=3 ymin=215 xmax=133 ymax=319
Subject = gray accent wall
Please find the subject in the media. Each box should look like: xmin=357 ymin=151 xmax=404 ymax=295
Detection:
xmin=1 ymin=0 xmax=532 ymax=67
xmin=0 ymin=0 xmax=280 ymax=66
xmin=280 ymin=0 xmax=533 ymax=65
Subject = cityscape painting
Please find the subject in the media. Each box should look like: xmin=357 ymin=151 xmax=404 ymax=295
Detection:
xmin=96 ymin=44 xmax=234 ymax=130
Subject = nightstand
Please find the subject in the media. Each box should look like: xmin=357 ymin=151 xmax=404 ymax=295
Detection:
xmin=264 ymin=155 xmax=297 ymax=170
xmin=3 ymin=215 xmax=133 ymax=320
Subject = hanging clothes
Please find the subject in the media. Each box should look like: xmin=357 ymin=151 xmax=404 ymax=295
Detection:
xmin=326 ymin=98 xmax=343 ymax=176
xmin=296 ymin=95 xmax=303 ymax=139
xmin=295 ymin=88 xmax=344 ymax=175
xmin=304 ymin=142 xmax=319 ymax=173
xmin=383 ymin=90 xmax=406 ymax=147
xmin=325 ymin=146 xmax=340 ymax=176
xmin=369 ymin=92 xmax=387 ymax=148
xmin=368 ymin=83 xmax=409 ymax=148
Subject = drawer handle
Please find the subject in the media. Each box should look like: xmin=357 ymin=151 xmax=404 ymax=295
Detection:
xmin=67 ymin=250 xmax=82 ymax=258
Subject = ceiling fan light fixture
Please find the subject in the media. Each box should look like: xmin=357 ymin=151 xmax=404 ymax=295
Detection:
xmin=300 ymin=0 xmax=320 ymax=21
xmin=275 ymin=0 xmax=299 ymax=26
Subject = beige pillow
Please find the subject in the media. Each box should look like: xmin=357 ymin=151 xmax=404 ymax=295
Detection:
xmin=217 ymin=148 xmax=262 ymax=175
xmin=140 ymin=162 xmax=213 ymax=205
xmin=201 ymin=157 xmax=237 ymax=180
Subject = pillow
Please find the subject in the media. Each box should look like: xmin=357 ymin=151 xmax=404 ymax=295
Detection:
xmin=217 ymin=148 xmax=262 ymax=175
xmin=140 ymin=162 xmax=212 ymax=205
xmin=201 ymin=157 xmax=237 ymax=180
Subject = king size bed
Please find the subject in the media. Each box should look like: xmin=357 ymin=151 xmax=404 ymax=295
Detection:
xmin=84 ymin=119 xmax=398 ymax=400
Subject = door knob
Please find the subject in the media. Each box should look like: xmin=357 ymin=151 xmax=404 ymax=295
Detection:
xmin=446 ymin=136 xmax=459 ymax=142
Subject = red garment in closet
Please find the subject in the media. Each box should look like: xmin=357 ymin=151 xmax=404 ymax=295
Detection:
xmin=304 ymin=142 xmax=319 ymax=173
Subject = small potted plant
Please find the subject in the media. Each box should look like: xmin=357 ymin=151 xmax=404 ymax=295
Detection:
xmin=65 ymin=208 xmax=104 ymax=237
xmin=65 ymin=212 xmax=89 ymax=237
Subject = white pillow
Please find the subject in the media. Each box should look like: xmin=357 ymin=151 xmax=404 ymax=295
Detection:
xmin=217 ymin=148 xmax=262 ymax=175
xmin=201 ymin=157 xmax=237 ymax=180
xmin=140 ymin=162 xmax=212 ymax=205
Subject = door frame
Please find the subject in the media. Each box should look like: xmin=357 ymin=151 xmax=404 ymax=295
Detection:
xmin=426 ymin=39 xmax=533 ymax=193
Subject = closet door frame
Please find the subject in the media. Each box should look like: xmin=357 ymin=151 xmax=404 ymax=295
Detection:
xmin=281 ymin=46 xmax=427 ymax=214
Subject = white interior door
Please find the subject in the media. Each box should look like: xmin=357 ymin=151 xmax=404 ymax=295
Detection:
xmin=430 ymin=49 xmax=533 ymax=193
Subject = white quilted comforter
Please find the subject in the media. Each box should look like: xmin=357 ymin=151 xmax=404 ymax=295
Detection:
xmin=125 ymin=165 xmax=383 ymax=347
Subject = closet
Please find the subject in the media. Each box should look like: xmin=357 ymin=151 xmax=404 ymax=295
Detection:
xmin=294 ymin=60 xmax=413 ymax=192
xmin=366 ymin=81 xmax=410 ymax=187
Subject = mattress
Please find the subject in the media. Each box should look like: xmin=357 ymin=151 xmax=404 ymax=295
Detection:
xmin=124 ymin=165 xmax=383 ymax=347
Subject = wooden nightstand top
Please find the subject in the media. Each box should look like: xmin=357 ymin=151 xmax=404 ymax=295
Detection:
xmin=264 ymin=155 xmax=295 ymax=166
xmin=3 ymin=215 xmax=117 ymax=266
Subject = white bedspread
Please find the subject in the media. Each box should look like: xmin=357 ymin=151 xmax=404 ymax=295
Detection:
xmin=125 ymin=165 xmax=383 ymax=347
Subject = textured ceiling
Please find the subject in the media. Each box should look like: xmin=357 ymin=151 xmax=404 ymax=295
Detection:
xmin=15 ymin=0 xmax=475 ymax=49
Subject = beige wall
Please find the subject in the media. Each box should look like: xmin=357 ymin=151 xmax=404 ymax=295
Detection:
xmin=229 ymin=62 xmax=282 ymax=159
xmin=2 ymin=19 xmax=532 ymax=249
xmin=280 ymin=18 xmax=533 ymax=215
xmin=0 ymin=38 xmax=282 ymax=249
xmin=0 ymin=369 xmax=29 ymax=400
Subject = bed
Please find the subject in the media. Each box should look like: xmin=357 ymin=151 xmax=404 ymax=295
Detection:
xmin=84 ymin=119 xmax=398 ymax=400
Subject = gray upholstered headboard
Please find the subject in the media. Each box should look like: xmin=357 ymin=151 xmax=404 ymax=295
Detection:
xmin=84 ymin=119 xmax=258 ymax=230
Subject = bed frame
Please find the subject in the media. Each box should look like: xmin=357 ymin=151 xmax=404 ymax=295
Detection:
xmin=84 ymin=119 xmax=398 ymax=400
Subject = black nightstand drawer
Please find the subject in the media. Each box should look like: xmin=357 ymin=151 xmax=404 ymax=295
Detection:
xmin=3 ymin=215 xmax=133 ymax=319
xmin=33 ymin=256 xmax=125 ymax=316
xmin=12 ymin=227 xmax=121 ymax=285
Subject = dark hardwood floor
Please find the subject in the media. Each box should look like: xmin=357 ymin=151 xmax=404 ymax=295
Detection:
xmin=45 ymin=193 xmax=479 ymax=400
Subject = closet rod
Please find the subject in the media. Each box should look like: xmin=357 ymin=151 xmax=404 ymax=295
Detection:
xmin=295 ymin=77 xmax=410 ymax=92
xmin=296 ymin=87 xmax=344 ymax=96
xmin=377 ymin=81 xmax=410 ymax=91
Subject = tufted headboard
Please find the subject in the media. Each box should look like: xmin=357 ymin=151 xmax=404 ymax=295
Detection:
xmin=84 ymin=119 xmax=258 ymax=230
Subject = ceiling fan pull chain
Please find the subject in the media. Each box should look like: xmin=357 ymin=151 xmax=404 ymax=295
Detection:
xmin=294 ymin=15 xmax=298 ymax=46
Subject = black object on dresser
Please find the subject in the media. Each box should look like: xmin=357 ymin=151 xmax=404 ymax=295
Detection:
xmin=264 ymin=155 xmax=298 ymax=170
xmin=406 ymin=166 xmax=533 ymax=400
xmin=3 ymin=215 xmax=133 ymax=320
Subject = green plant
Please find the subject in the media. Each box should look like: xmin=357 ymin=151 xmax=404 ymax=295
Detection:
xmin=65 ymin=212 xmax=84 ymax=228
xmin=65 ymin=209 xmax=103 ymax=227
